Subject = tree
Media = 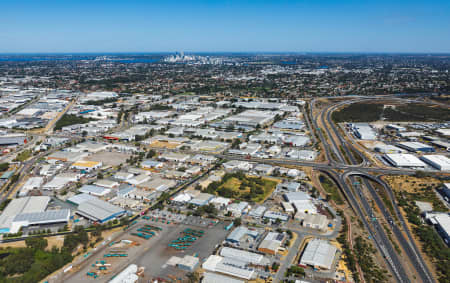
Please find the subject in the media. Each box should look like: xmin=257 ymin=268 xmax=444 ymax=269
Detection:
xmin=25 ymin=237 xmax=48 ymax=251
xmin=233 ymin=217 xmax=242 ymax=226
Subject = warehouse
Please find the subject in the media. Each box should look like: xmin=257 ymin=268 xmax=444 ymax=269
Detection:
xmin=433 ymin=214 xmax=450 ymax=245
xmin=295 ymin=212 xmax=328 ymax=232
xmin=384 ymin=154 xmax=427 ymax=168
xmin=226 ymin=226 xmax=259 ymax=245
xmin=226 ymin=201 xmax=249 ymax=217
xmin=76 ymin=198 xmax=126 ymax=223
xmin=202 ymin=272 xmax=245 ymax=283
xmin=373 ymin=143 xmax=405 ymax=154
xmin=397 ymin=141 xmax=435 ymax=153
xmin=75 ymin=141 xmax=111 ymax=153
xmin=202 ymin=255 xmax=256 ymax=280
xmin=10 ymin=209 xmax=70 ymax=234
xmin=420 ymin=155 xmax=450 ymax=171
xmin=430 ymin=140 xmax=450 ymax=151
xmin=71 ymin=160 xmax=102 ymax=172
xmin=19 ymin=176 xmax=44 ymax=197
xmin=263 ymin=211 xmax=289 ymax=222
xmin=351 ymin=123 xmax=377 ymax=140
xmin=224 ymin=110 xmax=280 ymax=127
xmin=219 ymin=247 xmax=266 ymax=265
xmin=67 ymin=193 xmax=98 ymax=206
xmin=0 ymin=196 xmax=50 ymax=234
xmin=0 ymin=133 xmax=27 ymax=146
xmin=47 ymin=151 xmax=87 ymax=162
xmin=258 ymin=232 xmax=285 ymax=255
xmin=300 ymin=239 xmax=337 ymax=270
xmin=79 ymin=184 xmax=111 ymax=196
xmin=386 ymin=124 xmax=406 ymax=132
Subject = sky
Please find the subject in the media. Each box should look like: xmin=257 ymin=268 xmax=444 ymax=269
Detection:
xmin=0 ymin=0 xmax=449 ymax=53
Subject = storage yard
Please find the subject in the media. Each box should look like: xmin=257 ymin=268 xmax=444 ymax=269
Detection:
xmin=63 ymin=213 xmax=228 ymax=283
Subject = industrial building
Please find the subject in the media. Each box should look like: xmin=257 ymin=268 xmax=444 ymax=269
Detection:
xmin=384 ymin=154 xmax=427 ymax=168
xmin=109 ymin=264 xmax=139 ymax=283
xmin=373 ymin=143 xmax=405 ymax=154
xmin=351 ymin=123 xmax=377 ymax=140
xmin=397 ymin=141 xmax=435 ymax=153
xmin=166 ymin=255 xmax=199 ymax=272
xmin=300 ymin=239 xmax=337 ymax=270
xmin=76 ymin=198 xmax=126 ymax=223
xmin=226 ymin=226 xmax=259 ymax=245
xmin=71 ymin=160 xmax=102 ymax=172
xmin=295 ymin=212 xmax=328 ymax=231
xmin=427 ymin=213 xmax=450 ymax=245
xmin=219 ymin=247 xmax=266 ymax=265
xmin=11 ymin=209 xmax=70 ymax=234
xmin=19 ymin=176 xmax=44 ymax=197
xmin=202 ymin=272 xmax=245 ymax=283
xmin=0 ymin=133 xmax=27 ymax=146
xmin=223 ymin=110 xmax=280 ymax=127
xmin=0 ymin=196 xmax=69 ymax=234
xmin=258 ymin=232 xmax=285 ymax=255
xmin=420 ymin=155 xmax=450 ymax=171
xmin=202 ymin=255 xmax=256 ymax=280
xmin=79 ymin=184 xmax=111 ymax=196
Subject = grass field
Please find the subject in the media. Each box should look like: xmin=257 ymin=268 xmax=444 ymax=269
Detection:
xmin=215 ymin=173 xmax=279 ymax=203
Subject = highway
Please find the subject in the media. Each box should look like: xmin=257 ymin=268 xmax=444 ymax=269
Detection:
xmin=319 ymin=97 xmax=435 ymax=283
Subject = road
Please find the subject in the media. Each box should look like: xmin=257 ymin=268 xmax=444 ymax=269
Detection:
xmin=318 ymin=97 xmax=435 ymax=283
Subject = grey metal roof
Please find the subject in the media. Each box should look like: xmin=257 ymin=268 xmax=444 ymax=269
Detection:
xmin=67 ymin=193 xmax=97 ymax=205
xmin=13 ymin=209 xmax=70 ymax=223
xmin=77 ymin=198 xmax=125 ymax=222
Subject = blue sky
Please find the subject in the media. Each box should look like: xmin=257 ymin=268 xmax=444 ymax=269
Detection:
xmin=1 ymin=0 xmax=449 ymax=53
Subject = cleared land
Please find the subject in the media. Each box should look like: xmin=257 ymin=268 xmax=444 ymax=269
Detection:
xmin=204 ymin=172 xmax=279 ymax=203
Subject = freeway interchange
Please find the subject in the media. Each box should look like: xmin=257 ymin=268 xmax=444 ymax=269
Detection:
xmin=220 ymin=96 xmax=439 ymax=283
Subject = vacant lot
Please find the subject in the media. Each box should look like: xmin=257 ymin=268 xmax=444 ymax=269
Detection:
xmin=205 ymin=172 xmax=279 ymax=203
xmin=83 ymin=151 xmax=131 ymax=167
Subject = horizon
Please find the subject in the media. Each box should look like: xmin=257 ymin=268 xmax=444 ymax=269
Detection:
xmin=1 ymin=0 xmax=449 ymax=53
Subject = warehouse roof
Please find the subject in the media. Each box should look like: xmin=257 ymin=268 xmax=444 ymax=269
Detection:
xmin=79 ymin=185 xmax=111 ymax=196
xmin=0 ymin=196 xmax=50 ymax=232
xmin=385 ymin=154 xmax=427 ymax=167
xmin=13 ymin=209 xmax=70 ymax=223
xmin=67 ymin=193 xmax=98 ymax=206
xmin=420 ymin=155 xmax=450 ymax=171
xmin=300 ymin=239 xmax=337 ymax=270
xmin=77 ymin=198 xmax=125 ymax=223
xmin=202 ymin=272 xmax=245 ymax=283
xmin=220 ymin=247 xmax=264 ymax=265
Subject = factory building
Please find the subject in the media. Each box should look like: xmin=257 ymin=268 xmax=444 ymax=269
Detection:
xmin=300 ymin=239 xmax=337 ymax=270
xmin=76 ymin=198 xmax=126 ymax=223
xmin=0 ymin=196 xmax=70 ymax=234
xmin=420 ymin=155 xmax=450 ymax=171
xmin=397 ymin=142 xmax=435 ymax=153
xmin=350 ymin=123 xmax=377 ymax=140
xmin=384 ymin=154 xmax=427 ymax=168
xmin=226 ymin=226 xmax=259 ymax=245
xmin=0 ymin=133 xmax=27 ymax=146
xmin=258 ymin=232 xmax=285 ymax=255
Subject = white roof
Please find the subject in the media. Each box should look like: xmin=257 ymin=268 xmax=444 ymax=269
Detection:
xmin=420 ymin=155 xmax=450 ymax=171
xmin=202 ymin=272 xmax=244 ymax=283
xmin=434 ymin=214 xmax=450 ymax=236
xmin=284 ymin=191 xmax=311 ymax=202
xmin=67 ymin=193 xmax=98 ymax=205
xmin=77 ymin=198 xmax=124 ymax=222
xmin=385 ymin=154 xmax=427 ymax=167
xmin=220 ymin=247 xmax=264 ymax=264
xmin=0 ymin=196 xmax=50 ymax=231
xmin=300 ymin=239 xmax=337 ymax=269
